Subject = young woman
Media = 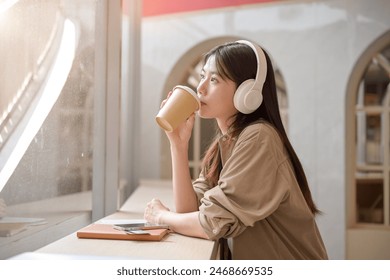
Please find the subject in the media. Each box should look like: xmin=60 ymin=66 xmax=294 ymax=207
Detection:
xmin=144 ymin=40 xmax=328 ymax=260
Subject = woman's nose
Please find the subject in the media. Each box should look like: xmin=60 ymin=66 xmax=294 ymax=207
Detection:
xmin=197 ymin=81 xmax=206 ymax=96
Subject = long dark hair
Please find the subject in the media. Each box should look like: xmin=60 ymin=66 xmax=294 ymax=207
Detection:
xmin=201 ymin=41 xmax=319 ymax=214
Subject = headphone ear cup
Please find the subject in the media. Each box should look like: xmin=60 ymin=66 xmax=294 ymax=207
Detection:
xmin=234 ymin=79 xmax=263 ymax=114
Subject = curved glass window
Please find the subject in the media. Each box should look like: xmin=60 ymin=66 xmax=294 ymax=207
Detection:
xmin=0 ymin=0 xmax=95 ymax=203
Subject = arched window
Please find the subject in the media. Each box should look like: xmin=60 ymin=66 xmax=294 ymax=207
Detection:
xmin=352 ymin=40 xmax=390 ymax=226
xmin=346 ymin=31 xmax=390 ymax=259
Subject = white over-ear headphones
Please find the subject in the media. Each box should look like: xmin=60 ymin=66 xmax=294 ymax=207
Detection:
xmin=234 ymin=40 xmax=267 ymax=114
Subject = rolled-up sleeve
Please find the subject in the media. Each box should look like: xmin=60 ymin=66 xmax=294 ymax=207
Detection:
xmin=198 ymin=125 xmax=290 ymax=240
xmin=192 ymin=172 xmax=212 ymax=207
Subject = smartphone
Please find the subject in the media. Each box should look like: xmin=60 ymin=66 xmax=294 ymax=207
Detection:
xmin=113 ymin=222 xmax=169 ymax=232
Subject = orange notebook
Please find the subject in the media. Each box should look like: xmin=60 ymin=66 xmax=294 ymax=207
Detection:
xmin=77 ymin=223 xmax=169 ymax=241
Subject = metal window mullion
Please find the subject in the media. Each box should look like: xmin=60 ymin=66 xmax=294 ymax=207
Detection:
xmin=92 ymin=0 xmax=121 ymax=221
xmin=120 ymin=0 xmax=142 ymax=201
xmin=383 ymin=92 xmax=390 ymax=225
xmin=92 ymin=0 xmax=107 ymax=222
xmin=105 ymin=0 xmax=121 ymax=214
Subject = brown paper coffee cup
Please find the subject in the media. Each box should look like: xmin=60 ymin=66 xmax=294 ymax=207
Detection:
xmin=156 ymin=85 xmax=200 ymax=132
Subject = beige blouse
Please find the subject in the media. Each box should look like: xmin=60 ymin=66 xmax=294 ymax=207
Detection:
xmin=193 ymin=122 xmax=328 ymax=260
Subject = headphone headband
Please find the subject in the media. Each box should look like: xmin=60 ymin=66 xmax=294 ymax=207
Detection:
xmin=235 ymin=40 xmax=267 ymax=90
xmin=233 ymin=40 xmax=268 ymax=114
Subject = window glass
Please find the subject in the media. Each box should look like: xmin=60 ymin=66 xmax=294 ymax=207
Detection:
xmin=363 ymin=53 xmax=389 ymax=106
xmin=0 ymin=0 xmax=95 ymax=213
xmin=365 ymin=115 xmax=382 ymax=165
xmin=356 ymin=180 xmax=383 ymax=224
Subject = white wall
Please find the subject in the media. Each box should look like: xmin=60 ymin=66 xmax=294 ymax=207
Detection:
xmin=139 ymin=0 xmax=390 ymax=259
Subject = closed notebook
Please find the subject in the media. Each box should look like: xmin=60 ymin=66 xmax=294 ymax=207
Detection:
xmin=76 ymin=223 xmax=169 ymax=241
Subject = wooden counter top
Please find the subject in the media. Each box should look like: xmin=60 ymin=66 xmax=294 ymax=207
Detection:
xmin=36 ymin=180 xmax=218 ymax=259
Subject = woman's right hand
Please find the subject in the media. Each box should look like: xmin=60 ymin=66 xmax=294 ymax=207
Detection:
xmin=160 ymin=91 xmax=198 ymax=213
xmin=161 ymin=91 xmax=195 ymax=150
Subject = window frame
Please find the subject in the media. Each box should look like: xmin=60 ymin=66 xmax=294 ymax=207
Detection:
xmin=92 ymin=0 xmax=122 ymax=221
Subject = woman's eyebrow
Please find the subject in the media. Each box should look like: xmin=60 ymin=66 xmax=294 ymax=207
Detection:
xmin=200 ymin=68 xmax=219 ymax=76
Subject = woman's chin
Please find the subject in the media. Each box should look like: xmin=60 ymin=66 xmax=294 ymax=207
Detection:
xmin=198 ymin=110 xmax=211 ymax=119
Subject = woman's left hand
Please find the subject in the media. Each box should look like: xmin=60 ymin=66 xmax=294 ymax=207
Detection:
xmin=144 ymin=198 xmax=170 ymax=224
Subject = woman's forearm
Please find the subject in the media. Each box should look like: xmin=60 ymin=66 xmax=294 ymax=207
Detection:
xmin=170 ymin=145 xmax=199 ymax=213
xmin=161 ymin=210 xmax=209 ymax=239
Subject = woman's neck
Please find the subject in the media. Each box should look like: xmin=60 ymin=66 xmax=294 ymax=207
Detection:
xmin=217 ymin=116 xmax=236 ymax=135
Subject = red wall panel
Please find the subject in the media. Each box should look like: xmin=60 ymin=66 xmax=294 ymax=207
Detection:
xmin=124 ymin=0 xmax=278 ymax=17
